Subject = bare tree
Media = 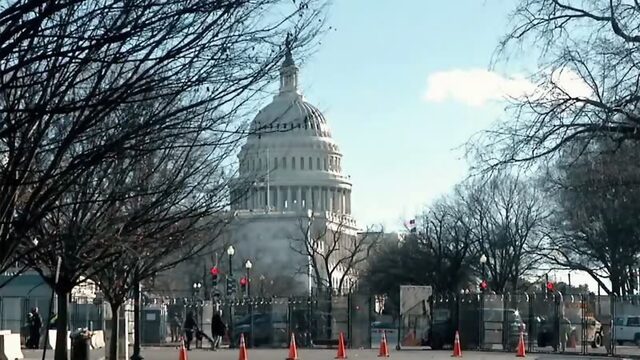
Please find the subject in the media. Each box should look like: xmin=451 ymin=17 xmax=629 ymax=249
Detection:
xmin=462 ymin=174 xmax=549 ymax=293
xmin=542 ymin=140 xmax=640 ymax=296
xmin=0 ymin=0 xmax=325 ymax=280
xmin=416 ymin=196 xmax=476 ymax=293
xmin=472 ymin=0 xmax=640 ymax=170
xmin=290 ymin=211 xmax=383 ymax=296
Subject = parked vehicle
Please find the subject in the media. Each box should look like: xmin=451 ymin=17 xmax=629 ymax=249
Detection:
xmin=231 ymin=313 xmax=287 ymax=347
xmin=425 ymin=308 xmax=526 ymax=351
xmin=536 ymin=315 xmax=602 ymax=349
xmin=613 ymin=315 xmax=640 ymax=345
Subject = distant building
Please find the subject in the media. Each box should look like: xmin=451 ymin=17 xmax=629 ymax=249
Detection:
xmin=226 ymin=46 xmax=358 ymax=295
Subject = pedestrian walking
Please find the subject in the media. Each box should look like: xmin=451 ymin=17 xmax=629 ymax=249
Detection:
xmin=183 ymin=311 xmax=198 ymax=350
xmin=211 ymin=311 xmax=226 ymax=350
xmin=170 ymin=313 xmax=182 ymax=343
xmin=28 ymin=307 xmax=42 ymax=349
xmin=559 ymin=313 xmax=571 ymax=352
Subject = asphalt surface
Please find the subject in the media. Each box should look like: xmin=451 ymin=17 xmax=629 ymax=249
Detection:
xmin=23 ymin=349 xmax=105 ymax=360
xmin=113 ymin=348 xmax=640 ymax=360
xmin=21 ymin=347 xmax=640 ymax=359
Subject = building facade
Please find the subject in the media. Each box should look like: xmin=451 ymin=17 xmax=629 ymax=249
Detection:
xmin=228 ymin=47 xmax=359 ymax=295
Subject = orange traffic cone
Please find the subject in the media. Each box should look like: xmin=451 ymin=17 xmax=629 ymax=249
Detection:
xmin=567 ymin=333 xmax=576 ymax=348
xmin=451 ymin=331 xmax=462 ymax=358
xmin=178 ymin=337 xmax=188 ymax=360
xmin=516 ymin=332 xmax=526 ymax=358
xmin=335 ymin=332 xmax=347 ymax=359
xmin=239 ymin=333 xmax=248 ymax=360
xmin=378 ymin=331 xmax=389 ymax=357
xmin=286 ymin=333 xmax=299 ymax=360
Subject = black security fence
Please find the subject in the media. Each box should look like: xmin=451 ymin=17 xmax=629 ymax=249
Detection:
xmin=154 ymin=293 xmax=374 ymax=348
xmin=427 ymin=292 xmax=640 ymax=358
xmin=0 ymin=296 xmax=105 ymax=345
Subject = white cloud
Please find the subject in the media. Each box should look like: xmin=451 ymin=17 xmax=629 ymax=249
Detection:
xmin=423 ymin=68 xmax=592 ymax=107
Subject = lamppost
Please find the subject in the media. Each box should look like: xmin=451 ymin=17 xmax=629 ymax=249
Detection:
xmin=245 ymin=260 xmax=253 ymax=348
xmin=479 ymin=254 xmax=487 ymax=349
xmin=192 ymin=281 xmax=202 ymax=298
xmin=479 ymin=255 xmax=487 ymax=285
xmin=226 ymin=246 xmax=235 ymax=347
xmin=306 ymin=209 xmax=313 ymax=296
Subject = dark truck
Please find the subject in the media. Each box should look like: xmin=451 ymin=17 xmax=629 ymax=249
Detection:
xmin=425 ymin=308 xmax=527 ymax=351
xmin=231 ymin=313 xmax=288 ymax=347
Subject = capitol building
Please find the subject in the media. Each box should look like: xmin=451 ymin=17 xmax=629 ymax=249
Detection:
xmin=227 ymin=47 xmax=359 ymax=295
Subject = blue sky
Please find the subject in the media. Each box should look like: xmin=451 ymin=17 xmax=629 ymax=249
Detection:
xmin=291 ymin=0 xmax=599 ymax=290
xmin=299 ymin=0 xmax=516 ymax=229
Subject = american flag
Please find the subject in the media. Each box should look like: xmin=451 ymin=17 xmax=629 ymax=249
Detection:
xmin=407 ymin=219 xmax=417 ymax=233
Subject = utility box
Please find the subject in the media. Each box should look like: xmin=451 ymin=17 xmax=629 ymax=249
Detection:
xmin=141 ymin=309 xmax=166 ymax=344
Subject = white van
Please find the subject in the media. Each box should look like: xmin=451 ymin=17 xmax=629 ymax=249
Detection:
xmin=613 ymin=315 xmax=640 ymax=345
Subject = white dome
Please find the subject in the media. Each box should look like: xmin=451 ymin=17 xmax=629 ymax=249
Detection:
xmin=233 ymin=47 xmax=352 ymax=216
xmin=248 ymin=93 xmax=332 ymax=139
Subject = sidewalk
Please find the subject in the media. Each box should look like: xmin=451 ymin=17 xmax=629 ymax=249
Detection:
xmin=22 ymin=349 xmax=104 ymax=360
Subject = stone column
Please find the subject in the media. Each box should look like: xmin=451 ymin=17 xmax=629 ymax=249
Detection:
xmin=306 ymin=187 xmax=312 ymax=210
xmin=346 ymin=190 xmax=351 ymax=214
xmin=297 ymin=187 xmax=302 ymax=209
xmin=286 ymin=186 xmax=292 ymax=210
xmin=313 ymin=187 xmax=320 ymax=211
xmin=277 ymin=187 xmax=282 ymax=210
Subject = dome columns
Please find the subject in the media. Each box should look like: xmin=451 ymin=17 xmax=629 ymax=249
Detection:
xmin=241 ymin=184 xmax=351 ymax=215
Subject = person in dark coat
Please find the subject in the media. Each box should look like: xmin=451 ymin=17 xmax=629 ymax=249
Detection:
xmin=28 ymin=308 xmax=42 ymax=349
xmin=211 ymin=312 xmax=226 ymax=350
xmin=183 ymin=311 xmax=198 ymax=350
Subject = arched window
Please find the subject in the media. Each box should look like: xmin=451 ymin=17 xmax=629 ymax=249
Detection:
xmin=309 ymin=157 xmax=313 ymax=170
xmin=292 ymin=157 xmax=296 ymax=169
xmin=274 ymin=157 xmax=278 ymax=169
xmin=258 ymin=158 xmax=262 ymax=170
xmin=300 ymin=157 xmax=304 ymax=170
xmin=282 ymin=157 xmax=287 ymax=169
xmin=317 ymin=157 xmax=321 ymax=170
xmin=324 ymin=158 xmax=328 ymax=171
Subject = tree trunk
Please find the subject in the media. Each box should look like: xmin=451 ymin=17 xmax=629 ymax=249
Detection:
xmin=55 ymin=291 xmax=69 ymax=360
xmin=108 ymin=302 xmax=121 ymax=360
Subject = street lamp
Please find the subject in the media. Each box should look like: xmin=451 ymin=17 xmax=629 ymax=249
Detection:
xmin=479 ymin=254 xmax=487 ymax=348
xmin=245 ymin=260 xmax=253 ymax=348
xmin=192 ymin=282 xmax=202 ymax=297
xmin=226 ymin=246 xmax=235 ymax=347
xmin=306 ymin=209 xmax=313 ymax=296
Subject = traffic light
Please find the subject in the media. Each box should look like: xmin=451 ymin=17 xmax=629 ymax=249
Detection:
xmin=226 ymin=277 xmax=236 ymax=296
xmin=546 ymin=281 xmax=555 ymax=292
xmin=480 ymin=280 xmax=488 ymax=292
xmin=210 ymin=266 xmax=219 ymax=287
xmin=240 ymin=277 xmax=247 ymax=292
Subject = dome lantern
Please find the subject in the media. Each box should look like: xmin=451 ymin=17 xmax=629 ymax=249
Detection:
xmin=279 ymin=34 xmax=298 ymax=95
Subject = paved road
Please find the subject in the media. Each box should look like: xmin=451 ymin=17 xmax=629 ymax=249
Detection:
xmin=23 ymin=349 xmax=104 ymax=360
xmin=21 ymin=347 xmax=640 ymax=359
xmin=126 ymin=348 xmax=639 ymax=359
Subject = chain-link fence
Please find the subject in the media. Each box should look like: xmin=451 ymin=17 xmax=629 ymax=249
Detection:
xmin=426 ymin=292 xmax=640 ymax=357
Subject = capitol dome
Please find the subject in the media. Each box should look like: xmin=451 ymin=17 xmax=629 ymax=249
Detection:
xmin=233 ymin=47 xmax=353 ymax=215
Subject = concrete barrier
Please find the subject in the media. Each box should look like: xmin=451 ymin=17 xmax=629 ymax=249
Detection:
xmin=46 ymin=330 xmax=70 ymax=350
xmin=0 ymin=333 xmax=24 ymax=360
xmin=90 ymin=331 xmax=105 ymax=349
